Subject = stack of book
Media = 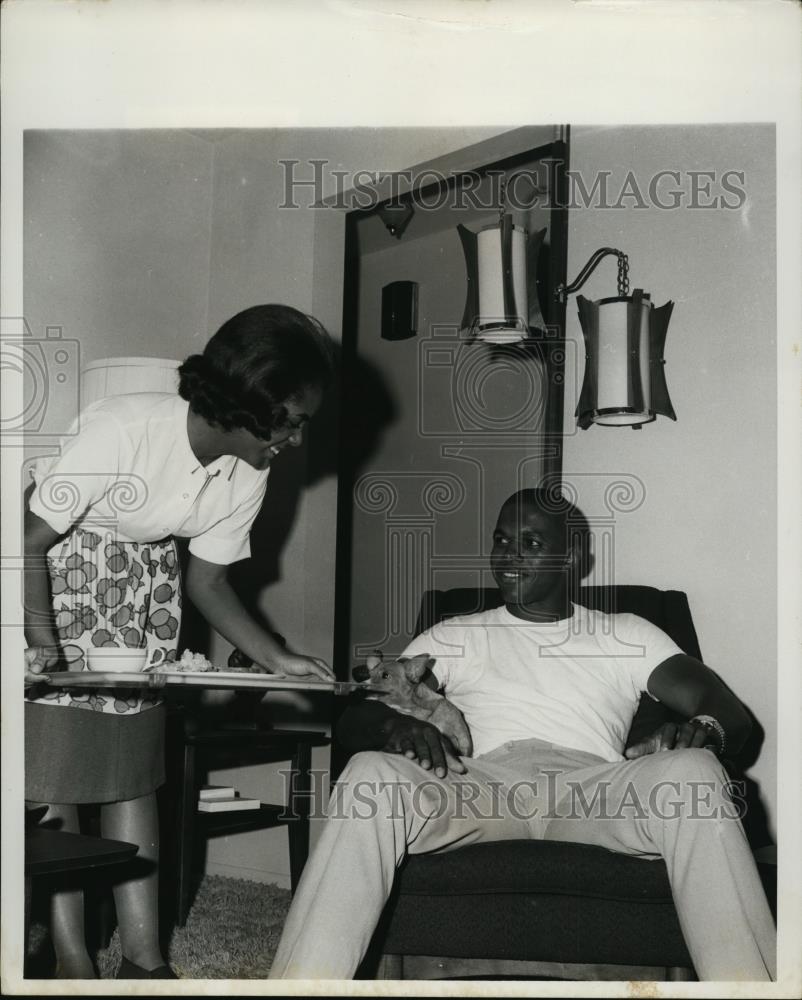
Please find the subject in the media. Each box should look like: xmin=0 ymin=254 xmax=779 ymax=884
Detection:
xmin=197 ymin=785 xmax=261 ymax=812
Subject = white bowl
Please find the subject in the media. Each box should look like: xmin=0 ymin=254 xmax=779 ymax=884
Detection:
xmin=87 ymin=648 xmax=150 ymax=674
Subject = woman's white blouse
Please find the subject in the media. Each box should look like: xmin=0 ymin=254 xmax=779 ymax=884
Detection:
xmin=29 ymin=393 xmax=270 ymax=565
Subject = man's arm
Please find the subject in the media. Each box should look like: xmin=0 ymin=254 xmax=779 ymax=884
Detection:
xmin=626 ymin=653 xmax=752 ymax=759
xmin=336 ymin=668 xmax=466 ymax=778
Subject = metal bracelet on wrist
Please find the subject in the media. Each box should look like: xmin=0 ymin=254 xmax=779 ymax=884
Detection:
xmin=690 ymin=714 xmax=726 ymax=757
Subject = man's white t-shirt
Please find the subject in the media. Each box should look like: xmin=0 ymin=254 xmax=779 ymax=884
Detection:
xmin=402 ymin=604 xmax=683 ymax=762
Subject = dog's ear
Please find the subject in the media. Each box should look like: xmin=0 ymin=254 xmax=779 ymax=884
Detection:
xmin=402 ymin=653 xmax=431 ymax=683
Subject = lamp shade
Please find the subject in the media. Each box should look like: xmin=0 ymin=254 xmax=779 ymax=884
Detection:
xmin=458 ymin=216 xmax=547 ymax=342
xmin=81 ymin=356 xmax=180 ymax=408
xmin=575 ymin=289 xmax=675 ymax=428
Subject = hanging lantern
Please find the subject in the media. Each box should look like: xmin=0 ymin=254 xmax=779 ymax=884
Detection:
xmin=575 ymin=290 xmax=675 ymax=427
xmin=457 ymin=177 xmax=548 ymax=343
xmin=557 ymin=249 xmax=676 ymax=429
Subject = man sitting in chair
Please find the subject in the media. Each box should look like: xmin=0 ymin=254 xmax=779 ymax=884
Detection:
xmin=269 ymin=488 xmax=776 ymax=982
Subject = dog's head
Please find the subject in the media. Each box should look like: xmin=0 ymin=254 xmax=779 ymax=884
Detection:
xmin=352 ymin=653 xmax=434 ymax=701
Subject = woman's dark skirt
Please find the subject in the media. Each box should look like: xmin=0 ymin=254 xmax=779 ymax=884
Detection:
xmin=25 ymin=701 xmax=166 ymax=804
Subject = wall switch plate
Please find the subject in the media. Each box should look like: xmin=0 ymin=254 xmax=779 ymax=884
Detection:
xmin=381 ymin=281 xmax=419 ymax=340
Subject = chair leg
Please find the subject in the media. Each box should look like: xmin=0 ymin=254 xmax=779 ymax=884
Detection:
xmin=176 ymin=741 xmax=197 ymax=927
xmin=287 ymin=740 xmax=312 ymax=895
xmin=377 ymin=953 xmax=404 ymax=979
xmin=666 ymin=966 xmax=696 ymax=981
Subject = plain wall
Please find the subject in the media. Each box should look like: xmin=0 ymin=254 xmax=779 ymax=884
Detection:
xmin=24 ymin=131 xmax=216 ymax=365
xmin=23 ymin=130 xmax=215 ymax=461
xmin=562 ymin=124 xmax=777 ymax=835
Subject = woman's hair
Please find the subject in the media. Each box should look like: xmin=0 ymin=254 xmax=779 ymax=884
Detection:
xmin=178 ymin=304 xmax=335 ymax=440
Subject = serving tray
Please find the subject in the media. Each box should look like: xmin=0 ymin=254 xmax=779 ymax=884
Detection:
xmin=37 ymin=670 xmax=366 ymax=695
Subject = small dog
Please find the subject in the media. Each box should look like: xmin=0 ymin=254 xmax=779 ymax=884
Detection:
xmin=353 ymin=653 xmax=473 ymax=757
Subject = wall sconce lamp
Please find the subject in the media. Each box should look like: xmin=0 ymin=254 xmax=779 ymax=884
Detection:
xmin=378 ymin=201 xmax=415 ymax=239
xmin=556 ymin=248 xmax=676 ymax=429
xmin=457 ymin=181 xmax=548 ymax=344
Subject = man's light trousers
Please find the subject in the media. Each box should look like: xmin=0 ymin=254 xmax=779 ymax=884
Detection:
xmin=269 ymin=740 xmax=776 ymax=981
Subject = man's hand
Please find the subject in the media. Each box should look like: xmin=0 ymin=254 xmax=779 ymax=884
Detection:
xmin=625 ymin=720 xmax=721 ymax=759
xmin=381 ymin=715 xmax=466 ymax=778
xmin=643 ymin=654 xmax=749 ymax=757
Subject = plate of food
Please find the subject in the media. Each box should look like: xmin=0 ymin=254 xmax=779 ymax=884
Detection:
xmin=150 ymin=649 xmax=219 ymax=673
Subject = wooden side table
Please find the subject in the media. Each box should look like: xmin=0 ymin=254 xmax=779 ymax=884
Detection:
xmin=165 ymin=709 xmax=330 ymax=926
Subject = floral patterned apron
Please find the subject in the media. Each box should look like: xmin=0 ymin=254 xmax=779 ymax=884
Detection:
xmin=29 ymin=528 xmax=182 ymax=715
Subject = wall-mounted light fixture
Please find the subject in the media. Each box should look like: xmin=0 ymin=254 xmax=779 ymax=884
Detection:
xmin=556 ymin=249 xmax=675 ymax=429
xmin=457 ymin=180 xmax=547 ymax=343
xmin=378 ymin=201 xmax=415 ymax=239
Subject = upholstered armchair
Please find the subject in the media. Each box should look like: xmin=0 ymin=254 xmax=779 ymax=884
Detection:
xmin=355 ymin=585 xmax=775 ymax=981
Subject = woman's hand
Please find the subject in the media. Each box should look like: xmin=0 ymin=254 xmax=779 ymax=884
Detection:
xmin=267 ymin=651 xmax=335 ymax=681
xmin=186 ymin=555 xmax=335 ymax=682
xmin=24 ymin=646 xmax=58 ymax=687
